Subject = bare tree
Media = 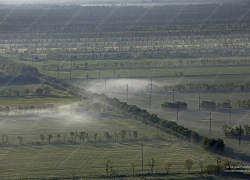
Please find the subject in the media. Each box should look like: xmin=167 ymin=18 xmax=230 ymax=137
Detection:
xmin=165 ymin=163 xmax=171 ymax=174
xmin=133 ymin=131 xmax=137 ymax=140
xmin=120 ymin=129 xmax=127 ymax=141
xmin=47 ymin=134 xmax=53 ymax=143
xmin=56 ymin=133 xmax=61 ymax=142
xmin=131 ymin=162 xmax=136 ymax=176
xmin=70 ymin=132 xmax=75 ymax=141
xmin=80 ymin=131 xmax=85 ymax=142
xmin=17 ymin=136 xmax=23 ymax=145
xmin=1 ymin=134 xmax=5 ymax=144
xmin=105 ymin=159 xmax=111 ymax=176
xmin=63 ymin=133 xmax=66 ymax=142
xmin=74 ymin=132 xmax=78 ymax=140
xmin=198 ymin=160 xmax=204 ymax=172
xmin=148 ymin=158 xmax=156 ymax=174
xmin=40 ymin=134 xmax=45 ymax=144
xmin=93 ymin=133 xmax=98 ymax=141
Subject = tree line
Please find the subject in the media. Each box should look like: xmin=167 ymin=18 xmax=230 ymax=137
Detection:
xmin=0 ymin=86 xmax=51 ymax=97
xmin=0 ymin=129 xmax=138 ymax=146
xmin=151 ymin=82 xmax=250 ymax=93
xmin=1 ymin=4 xmax=250 ymax=38
xmin=3 ymin=31 xmax=249 ymax=49
xmin=221 ymin=124 xmax=250 ymax=138
xmin=161 ymin=101 xmax=187 ymax=110
xmin=41 ymin=58 xmax=250 ymax=72
xmin=17 ymin=48 xmax=250 ymax=62
xmin=201 ymin=99 xmax=250 ymax=110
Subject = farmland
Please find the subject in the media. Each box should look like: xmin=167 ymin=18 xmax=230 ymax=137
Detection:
xmin=1 ymin=1 xmax=250 ymax=179
xmin=0 ymin=111 xmax=244 ymax=179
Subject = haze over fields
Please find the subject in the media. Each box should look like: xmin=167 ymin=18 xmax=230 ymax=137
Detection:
xmin=0 ymin=0 xmax=248 ymax=5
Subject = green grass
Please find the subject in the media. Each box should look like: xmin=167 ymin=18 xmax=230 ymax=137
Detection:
xmin=7 ymin=54 xmax=250 ymax=80
xmin=0 ymin=95 xmax=78 ymax=107
xmin=0 ymin=83 xmax=78 ymax=108
xmin=26 ymin=65 xmax=250 ymax=80
xmin=0 ymin=113 xmax=243 ymax=179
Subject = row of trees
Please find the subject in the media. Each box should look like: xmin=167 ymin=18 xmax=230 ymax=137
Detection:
xmin=153 ymin=82 xmax=250 ymax=93
xmin=0 ymin=130 xmax=138 ymax=145
xmin=1 ymin=4 xmax=250 ymax=37
xmin=201 ymin=99 xmax=250 ymax=110
xmin=221 ymin=124 xmax=250 ymax=138
xmin=0 ymin=86 xmax=51 ymax=97
xmin=17 ymin=48 xmax=250 ymax=62
xmin=161 ymin=101 xmax=187 ymax=110
xmin=104 ymin=156 xmax=232 ymax=178
xmin=42 ymin=58 xmax=250 ymax=72
xmin=4 ymin=32 xmax=249 ymax=50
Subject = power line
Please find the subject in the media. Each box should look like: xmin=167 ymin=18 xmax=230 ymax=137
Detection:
xmin=198 ymin=90 xmax=202 ymax=111
xmin=149 ymin=92 xmax=152 ymax=109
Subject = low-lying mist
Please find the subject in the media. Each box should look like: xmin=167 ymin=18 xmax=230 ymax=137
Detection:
xmin=76 ymin=78 xmax=175 ymax=95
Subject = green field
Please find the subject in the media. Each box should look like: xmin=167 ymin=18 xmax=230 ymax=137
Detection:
xmin=0 ymin=83 xmax=78 ymax=108
xmin=0 ymin=112 xmax=244 ymax=179
xmin=7 ymin=54 xmax=250 ymax=82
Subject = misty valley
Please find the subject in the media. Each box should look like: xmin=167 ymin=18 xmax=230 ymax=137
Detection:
xmin=0 ymin=0 xmax=250 ymax=179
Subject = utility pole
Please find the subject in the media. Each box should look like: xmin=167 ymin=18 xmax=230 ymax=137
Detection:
xmin=70 ymin=59 xmax=72 ymax=82
xmin=105 ymin=78 xmax=106 ymax=95
xmin=43 ymin=61 xmax=45 ymax=73
xmin=150 ymin=79 xmax=153 ymax=93
xmin=1 ymin=34 xmax=3 ymax=56
xmin=10 ymin=44 xmax=12 ymax=60
xmin=199 ymin=91 xmax=201 ymax=111
xmin=239 ymin=125 xmax=241 ymax=147
xmin=58 ymin=60 xmax=59 ymax=78
xmin=127 ymin=84 xmax=128 ymax=103
xmin=170 ymin=129 xmax=171 ymax=140
xmin=229 ymin=107 xmax=231 ymax=123
xmin=99 ymin=67 xmax=100 ymax=79
xmin=149 ymin=79 xmax=153 ymax=109
xmin=86 ymin=72 xmax=89 ymax=83
xmin=114 ymin=67 xmax=115 ymax=78
xmin=131 ymin=74 xmax=133 ymax=89
xmin=173 ymin=85 xmax=175 ymax=102
xmin=177 ymin=107 xmax=179 ymax=122
xmin=149 ymin=92 xmax=152 ymax=109
xmin=209 ymin=112 xmax=212 ymax=135
xmin=70 ymin=68 xmax=72 ymax=82
xmin=141 ymin=143 xmax=143 ymax=172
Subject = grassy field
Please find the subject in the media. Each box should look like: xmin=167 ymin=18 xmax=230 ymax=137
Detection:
xmin=0 ymin=83 xmax=78 ymax=108
xmin=7 ymin=54 xmax=250 ymax=81
xmin=0 ymin=112 xmax=245 ymax=179
xmin=0 ymin=95 xmax=78 ymax=108
xmin=1 ymin=57 xmax=250 ymax=179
